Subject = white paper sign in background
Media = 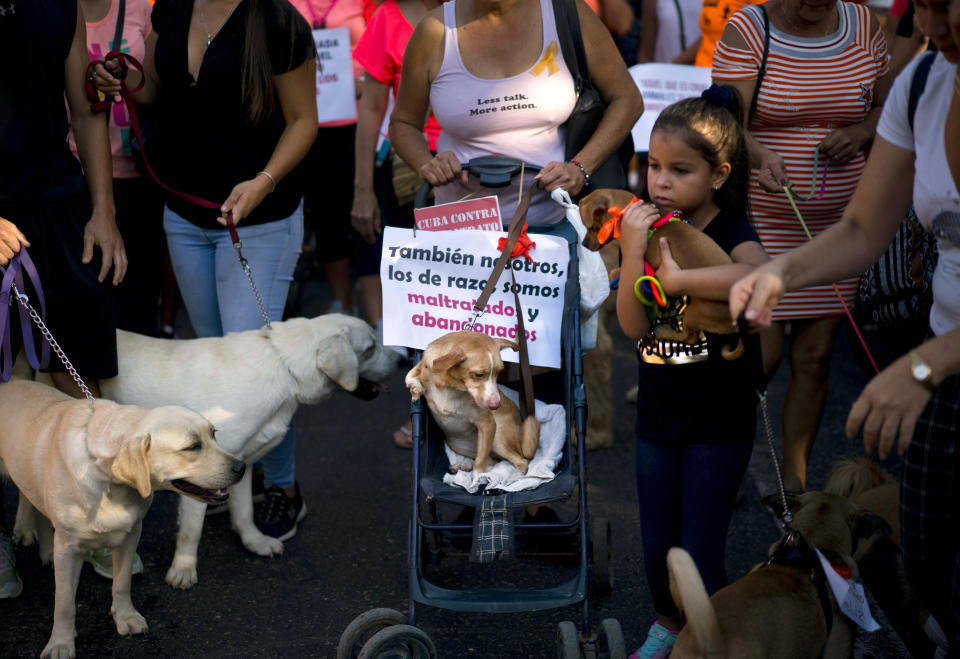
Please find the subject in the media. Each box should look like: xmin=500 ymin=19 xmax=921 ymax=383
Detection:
xmin=380 ymin=227 xmax=569 ymax=368
xmin=312 ymin=27 xmax=357 ymax=124
xmin=628 ymin=64 xmax=713 ymax=152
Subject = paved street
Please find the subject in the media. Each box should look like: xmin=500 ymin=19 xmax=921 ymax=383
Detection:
xmin=1 ymin=277 xmax=912 ymax=658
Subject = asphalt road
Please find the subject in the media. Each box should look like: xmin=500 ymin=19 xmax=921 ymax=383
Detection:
xmin=0 ymin=275 xmax=913 ymax=658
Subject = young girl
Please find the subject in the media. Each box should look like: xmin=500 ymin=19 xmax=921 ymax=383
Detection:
xmin=616 ymin=85 xmax=768 ymax=659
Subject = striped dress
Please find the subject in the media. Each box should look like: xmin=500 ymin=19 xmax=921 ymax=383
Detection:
xmin=713 ymin=2 xmax=888 ymax=319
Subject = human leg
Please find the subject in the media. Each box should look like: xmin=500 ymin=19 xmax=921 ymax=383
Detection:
xmin=901 ymin=373 xmax=960 ymax=653
xmin=782 ymin=316 xmax=843 ymax=490
xmin=679 ymin=442 xmax=753 ymax=596
xmin=0 ymin=487 xmax=20 ymax=599
xmin=163 ymin=207 xmax=222 ymax=338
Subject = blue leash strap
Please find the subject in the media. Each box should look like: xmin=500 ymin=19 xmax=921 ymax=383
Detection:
xmin=0 ymin=249 xmax=51 ymax=381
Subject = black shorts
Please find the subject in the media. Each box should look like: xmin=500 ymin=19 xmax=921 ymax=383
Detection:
xmin=1 ymin=194 xmax=118 ymax=379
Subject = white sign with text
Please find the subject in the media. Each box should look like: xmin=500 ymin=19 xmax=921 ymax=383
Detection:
xmin=312 ymin=27 xmax=357 ymax=123
xmin=628 ymin=64 xmax=713 ymax=152
xmin=381 ymin=227 xmax=568 ymax=368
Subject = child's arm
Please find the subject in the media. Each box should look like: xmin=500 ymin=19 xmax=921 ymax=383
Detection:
xmin=616 ymin=202 xmax=663 ymax=340
xmin=654 ymin=238 xmax=768 ymax=302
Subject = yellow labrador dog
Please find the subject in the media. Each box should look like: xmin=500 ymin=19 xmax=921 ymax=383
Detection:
xmin=93 ymin=314 xmax=398 ymax=589
xmin=0 ymin=380 xmax=243 ymax=659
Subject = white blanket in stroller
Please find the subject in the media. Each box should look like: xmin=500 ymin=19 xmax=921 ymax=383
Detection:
xmin=442 ymin=386 xmax=566 ymax=493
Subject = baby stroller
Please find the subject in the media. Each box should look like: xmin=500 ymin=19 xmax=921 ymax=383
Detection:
xmin=338 ymin=157 xmax=622 ymax=658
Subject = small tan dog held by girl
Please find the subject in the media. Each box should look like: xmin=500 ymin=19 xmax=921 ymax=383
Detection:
xmin=405 ymin=331 xmax=539 ymax=474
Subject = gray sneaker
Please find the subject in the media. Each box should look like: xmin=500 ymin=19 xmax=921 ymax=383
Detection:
xmin=84 ymin=548 xmax=144 ymax=579
xmin=0 ymin=532 xmax=23 ymax=599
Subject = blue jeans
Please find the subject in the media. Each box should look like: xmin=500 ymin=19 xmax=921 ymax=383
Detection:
xmin=164 ymin=206 xmax=303 ymax=489
xmin=635 ymin=437 xmax=753 ymax=619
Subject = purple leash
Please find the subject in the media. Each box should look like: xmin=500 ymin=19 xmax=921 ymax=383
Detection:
xmin=0 ymin=249 xmax=50 ymax=382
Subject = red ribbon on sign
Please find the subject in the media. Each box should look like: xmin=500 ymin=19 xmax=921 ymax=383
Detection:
xmin=497 ymin=223 xmax=537 ymax=263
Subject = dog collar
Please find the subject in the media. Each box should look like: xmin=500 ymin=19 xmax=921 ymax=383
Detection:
xmin=765 ymin=529 xmax=834 ymax=639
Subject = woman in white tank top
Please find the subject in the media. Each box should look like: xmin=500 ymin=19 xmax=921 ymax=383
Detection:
xmin=390 ymin=0 xmax=642 ymax=224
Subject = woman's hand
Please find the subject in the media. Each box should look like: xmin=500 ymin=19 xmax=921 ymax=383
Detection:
xmin=218 ymin=175 xmax=273 ymax=227
xmin=418 ymin=152 xmax=467 ymax=187
xmin=89 ymin=60 xmax=125 ymax=103
xmin=536 ymin=161 xmax=585 ymax=195
xmin=351 ymin=189 xmax=382 ymax=245
xmin=0 ymin=217 xmax=29 ymax=267
xmin=820 ymin=125 xmax=870 ymax=163
xmin=846 ymin=352 xmax=933 ymax=459
xmin=757 ymin=147 xmax=790 ymax=193
xmin=619 ymin=200 xmax=661 ymax=257
xmin=653 ymin=237 xmax=684 ymax=294
xmin=728 ymin=261 xmax=788 ymax=329
xmin=82 ymin=208 xmax=128 ymax=285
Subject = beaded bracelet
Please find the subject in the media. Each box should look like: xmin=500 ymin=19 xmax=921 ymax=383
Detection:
xmin=568 ymin=160 xmax=589 ymax=188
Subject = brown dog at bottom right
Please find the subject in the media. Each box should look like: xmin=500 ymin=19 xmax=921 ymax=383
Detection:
xmin=667 ymin=492 xmax=890 ymax=659
xmin=578 ymin=188 xmax=744 ymax=360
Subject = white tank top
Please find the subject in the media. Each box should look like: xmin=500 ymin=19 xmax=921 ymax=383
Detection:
xmin=429 ymin=0 xmax=577 ymax=225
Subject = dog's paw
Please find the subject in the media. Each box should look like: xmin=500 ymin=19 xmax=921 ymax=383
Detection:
xmin=241 ymin=531 xmax=285 ymax=557
xmin=514 ymin=459 xmax=530 ymax=475
xmin=12 ymin=523 xmax=38 ymax=547
xmin=406 ymin=379 xmax=424 ymax=400
xmin=113 ymin=609 xmax=148 ymax=636
xmin=40 ymin=639 xmax=75 ymax=659
xmin=473 ymin=458 xmax=491 ymax=473
xmin=165 ymin=558 xmax=198 ymax=590
xmin=448 ymin=460 xmax=474 ymax=473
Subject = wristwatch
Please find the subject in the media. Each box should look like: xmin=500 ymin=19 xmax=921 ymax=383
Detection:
xmin=909 ymin=350 xmax=937 ymax=392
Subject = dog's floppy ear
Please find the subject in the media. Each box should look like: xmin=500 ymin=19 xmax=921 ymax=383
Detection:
xmin=112 ymin=434 xmax=152 ymax=498
xmin=431 ymin=349 xmax=466 ymax=372
xmin=495 ymin=338 xmax=519 ymax=352
xmin=316 ymin=333 xmax=360 ymax=392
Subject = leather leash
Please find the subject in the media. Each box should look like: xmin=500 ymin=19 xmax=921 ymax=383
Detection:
xmin=85 ymin=52 xmax=271 ymax=328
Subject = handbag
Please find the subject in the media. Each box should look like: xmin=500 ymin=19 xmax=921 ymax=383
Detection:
xmin=390 ymin=151 xmax=422 ymax=207
xmin=552 ymin=0 xmax=633 ymax=192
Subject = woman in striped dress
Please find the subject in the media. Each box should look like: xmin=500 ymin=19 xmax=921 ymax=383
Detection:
xmin=712 ymin=0 xmax=889 ymax=490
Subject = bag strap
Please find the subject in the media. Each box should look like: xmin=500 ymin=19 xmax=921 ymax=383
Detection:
xmin=749 ymin=5 xmax=770 ymax=125
xmin=112 ymin=0 xmax=126 ymax=52
xmin=908 ymin=51 xmax=936 ymax=134
xmin=553 ymin=0 xmax=587 ymax=87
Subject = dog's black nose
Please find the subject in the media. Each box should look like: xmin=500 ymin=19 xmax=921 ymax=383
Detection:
xmin=231 ymin=461 xmax=246 ymax=478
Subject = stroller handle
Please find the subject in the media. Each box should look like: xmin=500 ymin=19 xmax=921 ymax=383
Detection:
xmin=413 ymin=156 xmax=543 ymax=209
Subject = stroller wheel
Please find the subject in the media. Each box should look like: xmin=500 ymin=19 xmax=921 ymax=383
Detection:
xmin=357 ymin=624 xmax=437 ymax=659
xmin=337 ymin=608 xmax=406 ymax=659
xmin=599 ymin=618 xmax=626 ymax=659
xmin=590 ymin=517 xmax=613 ymax=595
xmin=557 ymin=620 xmax=582 ymax=659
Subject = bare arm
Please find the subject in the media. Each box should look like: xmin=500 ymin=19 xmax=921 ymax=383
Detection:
xmin=671 ymin=36 xmax=700 ymax=64
xmin=655 ymin=238 xmax=768 ymax=300
xmin=218 ymin=57 xmax=318 ymax=226
xmin=537 ymin=0 xmax=644 ymax=193
xmin=597 ymin=0 xmax=636 ymax=36
xmin=729 ymin=136 xmax=914 ymax=326
xmin=65 ymin=5 xmax=126 ymax=285
xmin=615 ymin=201 xmax=662 ymax=339
xmin=93 ymin=31 xmax=161 ymax=106
xmin=390 ymin=12 xmax=465 ymax=187
xmin=352 ymin=75 xmax=391 ymax=244
xmin=638 ymin=0 xmax=657 ymax=63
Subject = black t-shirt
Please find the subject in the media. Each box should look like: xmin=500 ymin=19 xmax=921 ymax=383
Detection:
xmin=150 ymin=0 xmax=314 ymax=228
xmin=634 ymin=210 xmax=763 ymax=444
xmin=0 ymin=0 xmax=85 ymax=212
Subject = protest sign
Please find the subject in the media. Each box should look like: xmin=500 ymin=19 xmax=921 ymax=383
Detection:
xmin=381 ymin=226 xmax=568 ymax=368
xmin=414 ymin=196 xmax=502 ymax=232
xmin=312 ymin=27 xmax=357 ymax=123
xmin=628 ymin=64 xmax=712 ymax=152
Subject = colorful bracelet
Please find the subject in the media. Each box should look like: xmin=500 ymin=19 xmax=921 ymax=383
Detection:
xmin=568 ymin=160 xmax=589 ymax=187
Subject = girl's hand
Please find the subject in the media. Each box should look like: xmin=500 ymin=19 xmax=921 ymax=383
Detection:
xmin=218 ymin=175 xmax=273 ymax=227
xmin=0 ymin=217 xmax=29 ymax=267
xmin=535 ymin=161 xmax=584 ymax=195
xmin=89 ymin=61 xmax=124 ymax=98
xmin=728 ymin=262 xmax=787 ymax=329
xmin=820 ymin=126 xmax=869 ymax=164
xmin=846 ymin=352 xmax=933 ymax=459
xmin=351 ymin=190 xmax=382 ymax=245
xmin=418 ymin=152 xmax=468 ymax=187
xmin=618 ymin=201 xmax=661 ymax=256
xmin=757 ymin=147 xmax=790 ymax=193
xmin=654 ymin=237 xmax=683 ymax=295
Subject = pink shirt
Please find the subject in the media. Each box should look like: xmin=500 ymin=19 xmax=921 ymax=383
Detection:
xmin=353 ymin=0 xmax=441 ymax=151
xmin=69 ymin=0 xmax=153 ymax=179
xmin=290 ymin=0 xmax=366 ymax=127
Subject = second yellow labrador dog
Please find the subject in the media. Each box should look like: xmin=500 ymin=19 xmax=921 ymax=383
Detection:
xmin=0 ymin=380 xmax=243 ymax=659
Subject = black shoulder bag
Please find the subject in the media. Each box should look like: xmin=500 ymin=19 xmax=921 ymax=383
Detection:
xmin=553 ymin=0 xmax=634 ymax=192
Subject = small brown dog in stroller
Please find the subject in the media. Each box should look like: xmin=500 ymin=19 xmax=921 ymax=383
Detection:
xmin=405 ymin=331 xmax=539 ymax=474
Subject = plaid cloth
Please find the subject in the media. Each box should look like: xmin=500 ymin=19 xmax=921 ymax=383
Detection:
xmin=901 ymin=371 xmax=960 ymax=653
xmin=469 ymin=493 xmax=514 ymax=563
